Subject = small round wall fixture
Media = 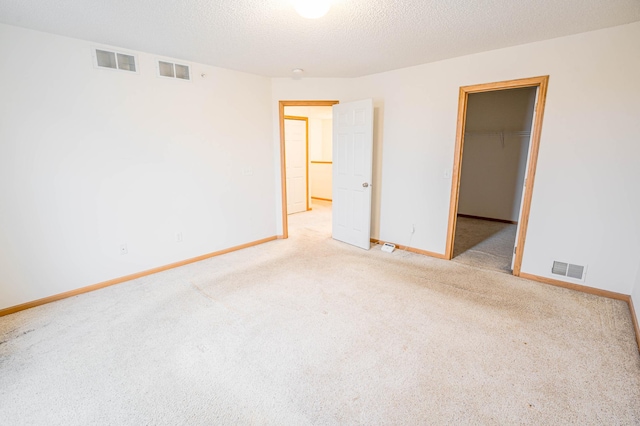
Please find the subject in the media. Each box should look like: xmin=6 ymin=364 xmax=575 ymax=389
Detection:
xmin=292 ymin=0 xmax=331 ymax=19
xmin=292 ymin=68 xmax=304 ymax=80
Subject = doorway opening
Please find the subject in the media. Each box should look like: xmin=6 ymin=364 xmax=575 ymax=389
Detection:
xmin=279 ymin=100 xmax=339 ymax=239
xmin=445 ymin=76 xmax=549 ymax=276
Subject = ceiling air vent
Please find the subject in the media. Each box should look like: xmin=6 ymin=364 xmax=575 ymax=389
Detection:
xmin=552 ymin=261 xmax=586 ymax=281
xmin=93 ymin=48 xmax=137 ymax=73
xmin=157 ymin=60 xmax=191 ymax=81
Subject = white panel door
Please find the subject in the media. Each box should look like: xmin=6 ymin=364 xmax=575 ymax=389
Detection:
xmin=332 ymin=99 xmax=374 ymax=250
xmin=285 ymin=118 xmax=307 ymax=215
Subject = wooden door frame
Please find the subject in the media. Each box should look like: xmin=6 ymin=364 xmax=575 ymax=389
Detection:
xmin=444 ymin=76 xmax=549 ymax=276
xmin=283 ymin=115 xmax=310 ymax=214
xmin=279 ymin=100 xmax=339 ymax=239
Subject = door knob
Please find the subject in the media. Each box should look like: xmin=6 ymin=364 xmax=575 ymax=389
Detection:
xmin=362 ymin=182 xmax=369 ymax=188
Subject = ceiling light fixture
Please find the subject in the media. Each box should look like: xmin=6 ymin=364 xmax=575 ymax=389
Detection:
xmin=293 ymin=0 xmax=331 ymax=19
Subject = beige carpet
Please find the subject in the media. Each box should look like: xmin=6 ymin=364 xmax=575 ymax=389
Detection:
xmin=453 ymin=216 xmax=517 ymax=273
xmin=1 ymin=201 xmax=639 ymax=425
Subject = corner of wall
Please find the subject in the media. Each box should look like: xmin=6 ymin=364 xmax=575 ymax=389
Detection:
xmin=630 ymin=261 xmax=640 ymax=351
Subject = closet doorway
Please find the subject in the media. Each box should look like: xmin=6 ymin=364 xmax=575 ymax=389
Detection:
xmin=445 ymin=76 xmax=549 ymax=276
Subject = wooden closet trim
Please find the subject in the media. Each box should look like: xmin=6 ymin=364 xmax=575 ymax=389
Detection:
xmin=444 ymin=76 xmax=549 ymax=277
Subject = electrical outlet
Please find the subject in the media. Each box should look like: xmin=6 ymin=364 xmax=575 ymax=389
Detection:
xmin=175 ymin=232 xmax=183 ymax=243
xmin=119 ymin=244 xmax=128 ymax=255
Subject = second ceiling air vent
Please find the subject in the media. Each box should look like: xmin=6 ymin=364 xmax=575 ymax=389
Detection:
xmin=158 ymin=60 xmax=191 ymax=81
xmin=94 ymin=48 xmax=137 ymax=73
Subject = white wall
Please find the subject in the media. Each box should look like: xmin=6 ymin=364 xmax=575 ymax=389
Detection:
xmin=458 ymin=88 xmax=536 ymax=222
xmin=311 ymin=118 xmax=333 ymax=200
xmin=321 ymin=119 xmax=333 ymax=161
xmin=0 ymin=24 xmax=275 ymax=310
xmin=310 ymin=163 xmax=332 ymax=200
xmin=310 ymin=118 xmax=333 ymax=200
xmin=307 ymin=118 xmax=323 ymax=203
xmin=308 ymin=118 xmax=322 ymax=158
xmin=272 ymin=22 xmax=640 ymax=295
xmin=308 ymin=119 xmax=323 ymax=160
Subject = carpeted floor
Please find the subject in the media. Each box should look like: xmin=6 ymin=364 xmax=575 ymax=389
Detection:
xmin=1 ymin=201 xmax=639 ymax=425
xmin=453 ymin=216 xmax=517 ymax=273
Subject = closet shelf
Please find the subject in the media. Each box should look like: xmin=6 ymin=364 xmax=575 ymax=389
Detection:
xmin=464 ymin=131 xmax=531 ymax=137
xmin=464 ymin=130 xmax=531 ymax=148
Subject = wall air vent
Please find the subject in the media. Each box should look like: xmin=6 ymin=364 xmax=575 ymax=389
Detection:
xmin=157 ymin=60 xmax=191 ymax=81
xmin=93 ymin=48 xmax=137 ymax=73
xmin=552 ymin=261 xmax=568 ymax=276
xmin=552 ymin=260 xmax=586 ymax=281
xmin=567 ymin=264 xmax=585 ymax=280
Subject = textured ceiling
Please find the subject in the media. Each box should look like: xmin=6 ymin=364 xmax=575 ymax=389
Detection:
xmin=1 ymin=0 xmax=639 ymax=77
